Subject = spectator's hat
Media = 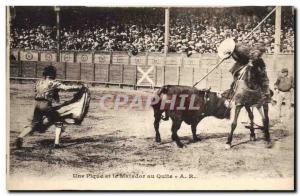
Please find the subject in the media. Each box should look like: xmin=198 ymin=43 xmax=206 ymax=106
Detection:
xmin=281 ymin=68 xmax=288 ymax=73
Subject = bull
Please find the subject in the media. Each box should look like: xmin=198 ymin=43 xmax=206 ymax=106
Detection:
xmin=151 ymin=85 xmax=231 ymax=148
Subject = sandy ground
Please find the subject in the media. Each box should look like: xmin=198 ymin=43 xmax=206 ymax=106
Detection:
xmin=8 ymin=81 xmax=295 ymax=189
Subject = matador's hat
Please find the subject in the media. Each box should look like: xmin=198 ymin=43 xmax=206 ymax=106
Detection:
xmin=43 ymin=65 xmax=57 ymax=78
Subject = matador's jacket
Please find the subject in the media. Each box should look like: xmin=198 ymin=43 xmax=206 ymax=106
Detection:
xmin=35 ymin=79 xmax=83 ymax=103
xmin=31 ymin=79 xmax=83 ymax=131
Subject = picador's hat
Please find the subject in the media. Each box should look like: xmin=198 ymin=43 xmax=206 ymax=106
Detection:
xmin=217 ymin=38 xmax=235 ymax=59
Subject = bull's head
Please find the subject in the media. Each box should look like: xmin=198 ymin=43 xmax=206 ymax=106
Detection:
xmin=204 ymin=91 xmax=231 ymax=119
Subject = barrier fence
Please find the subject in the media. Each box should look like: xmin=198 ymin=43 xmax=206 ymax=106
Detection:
xmin=10 ymin=49 xmax=294 ymax=91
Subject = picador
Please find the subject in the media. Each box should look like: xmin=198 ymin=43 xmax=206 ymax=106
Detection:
xmin=217 ymin=38 xmax=272 ymax=148
xmin=224 ymin=40 xmax=271 ymax=102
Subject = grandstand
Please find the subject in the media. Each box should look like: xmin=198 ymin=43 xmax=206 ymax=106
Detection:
xmin=9 ymin=7 xmax=294 ymax=53
xmin=8 ymin=6 xmax=295 ymax=91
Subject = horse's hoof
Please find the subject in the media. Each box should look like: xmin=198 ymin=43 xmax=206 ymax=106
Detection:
xmin=155 ymin=138 xmax=161 ymax=143
xmin=225 ymin=144 xmax=231 ymax=150
xmin=53 ymin=144 xmax=62 ymax=149
xmin=193 ymin=137 xmax=201 ymax=142
xmin=265 ymin=141 xmax=272 ymax=148
xmin=250 ymin=136 xmax=256 ymax=141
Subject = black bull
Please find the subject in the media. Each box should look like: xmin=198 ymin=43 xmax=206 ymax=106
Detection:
xmin=151 ymin=85 xmax=231 ymax=148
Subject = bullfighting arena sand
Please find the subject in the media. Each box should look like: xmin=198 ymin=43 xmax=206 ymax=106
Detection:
xmin=8 ymin=81 xmax=294 ymax=189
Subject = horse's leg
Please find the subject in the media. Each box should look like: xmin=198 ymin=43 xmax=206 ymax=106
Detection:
xmin=153 ymin=110 xmax=163 ymax=142
xmin=257 ymin=106 xmax=265 ymax=119
xmin=191 ymin=121 xmax=201 ymax=142
xmin=171 ymin=119 xmax=184 ymax=148
xmin=245 ymin=106 xmax=256 ymax=141
xmin=263 ymin=104 xmax=272 ymax=148
xmin=226 ymin=105 xmax=242 ymax=149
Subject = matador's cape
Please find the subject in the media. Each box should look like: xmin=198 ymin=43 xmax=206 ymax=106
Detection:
xmin=47 ymin=86 xmax=91 ymax=125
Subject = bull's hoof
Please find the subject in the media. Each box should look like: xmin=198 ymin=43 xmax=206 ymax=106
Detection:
xmin=250 ymin=135 xmax=256 ymax=141
xmin=53 ymin=144 xmax=62 ymax=149
xmin=193 ymin=136 xmax=201 ymax=142
xmin=15 ymin=138 xmax=23 ymax=149
xmin=177 ymin=143 xmax=185 ymax=148
xmin=265 ymin=141 xmax=272 ymax=148
xmin=225 ymin=144 xmax=231 ymax=150
xmin=171 ymin=135 xmax=176 ymax=141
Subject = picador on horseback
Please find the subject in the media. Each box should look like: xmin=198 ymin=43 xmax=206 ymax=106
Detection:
xmin=217 ymin=38 xmax=272 ymax=148
xmin=221 ymin=39 xmax=271 ymax=103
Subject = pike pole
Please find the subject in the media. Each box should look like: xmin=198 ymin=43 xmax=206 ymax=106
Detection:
xmin=193 ymin=7 xmax=277 ymax=87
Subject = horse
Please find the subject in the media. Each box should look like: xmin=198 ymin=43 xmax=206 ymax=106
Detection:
xmin=224 ymin=63 xmax=272 ymax=149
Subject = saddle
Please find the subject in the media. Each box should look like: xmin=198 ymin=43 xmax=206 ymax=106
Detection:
xmin=233 ymin=80 xmax=263 ymax=106
xmin=227 ymin=65 xmax=265 ymax=107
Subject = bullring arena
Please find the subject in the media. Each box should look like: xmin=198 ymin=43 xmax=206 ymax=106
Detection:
xmin=7 ymin=6 xmax=295 ymax=190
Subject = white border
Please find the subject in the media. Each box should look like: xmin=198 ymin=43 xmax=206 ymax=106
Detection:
xmin=1 ymin=0 xmax=299 ymax=195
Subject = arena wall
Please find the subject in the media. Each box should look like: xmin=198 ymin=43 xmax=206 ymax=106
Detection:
xmin=9 ymin=49 xmax=294 ymax=91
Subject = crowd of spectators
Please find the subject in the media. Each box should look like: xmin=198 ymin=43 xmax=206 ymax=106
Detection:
xmin=10 ymin=8 xmax=295 ymax=54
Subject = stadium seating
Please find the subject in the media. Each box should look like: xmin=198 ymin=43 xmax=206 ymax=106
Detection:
xmin=10 ymin=7 xmax=294 ymax=54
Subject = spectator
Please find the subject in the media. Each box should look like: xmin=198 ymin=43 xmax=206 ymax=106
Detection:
xmin=274 ymin=68 xmax=294 ymax=118
xmin=10 ymin=8 xmax=295 ymax=54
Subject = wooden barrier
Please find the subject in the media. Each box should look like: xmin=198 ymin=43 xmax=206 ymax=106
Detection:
xmin=95 ymin=63 xmax=109 ymax=83
xmin=109 ymin=64 xmax=123 ymax=83
xmin=52 ymin=62 xmax=66 ymax=80
xmin=81 ymin=63 xmax=94 ymax=81
xmin=180 ymin=67 xmax=193 ymax=86
xmin=155 ymin=66 xmax=164 ymax=86
xmin=66 ymin=63 xmax=80 ymax=80
xmin=9 ymin=49 xmax=294 ymax=91
xmin=123 ymin=65 xmax=137 ymax=85
xmin=21 ymin=61 xmax=36 ymax=78
xmin=10 ymin=61 xmax=21 ymax=77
